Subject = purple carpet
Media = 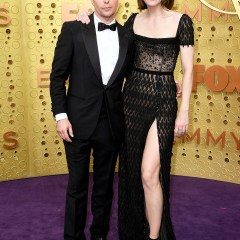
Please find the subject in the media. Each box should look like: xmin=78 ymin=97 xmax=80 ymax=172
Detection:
xmin=0 ymin=174 xmax=239 ymax=240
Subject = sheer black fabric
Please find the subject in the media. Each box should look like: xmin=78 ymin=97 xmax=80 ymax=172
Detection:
xmin=119 ymin=13 xmax=194 ymax=240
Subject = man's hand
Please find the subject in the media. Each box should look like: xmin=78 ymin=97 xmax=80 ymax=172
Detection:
xmin=175 ymin=80 xmax=182 ymax=98
xmin=57 ymin=119 xmax=74 ymax=142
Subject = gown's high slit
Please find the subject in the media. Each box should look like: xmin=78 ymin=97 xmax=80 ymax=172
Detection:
xmin=119 ymin=13 xmax=194 ymax=240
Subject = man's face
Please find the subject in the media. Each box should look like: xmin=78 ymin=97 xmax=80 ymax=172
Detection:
xmin=92 ymin=0 xmax=119 ymax=21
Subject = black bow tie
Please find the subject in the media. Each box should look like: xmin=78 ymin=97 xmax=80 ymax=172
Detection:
xmin=98 ymin=22 xmax=117 ymax=31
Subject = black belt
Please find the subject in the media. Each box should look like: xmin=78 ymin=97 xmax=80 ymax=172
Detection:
xmin=133 ymin=67 xmax=173 ymax=76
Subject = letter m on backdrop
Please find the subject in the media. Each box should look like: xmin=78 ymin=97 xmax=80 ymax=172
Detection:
xmin=232 ymin=0 xmax=240 ymax=20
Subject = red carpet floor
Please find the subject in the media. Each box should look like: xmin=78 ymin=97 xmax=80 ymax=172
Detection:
xmin=0 ymin=174 xmax=239 ymax=240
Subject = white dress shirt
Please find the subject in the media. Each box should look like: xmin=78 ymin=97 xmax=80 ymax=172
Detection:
xmin=94 ymin=14 xmax=119 ymax=85
xmin=55 ymin=13 xmax=119 ymax=122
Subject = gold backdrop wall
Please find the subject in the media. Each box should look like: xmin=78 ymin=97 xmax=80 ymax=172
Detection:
xmin=0 ymin=0 xmax=239 ymax=183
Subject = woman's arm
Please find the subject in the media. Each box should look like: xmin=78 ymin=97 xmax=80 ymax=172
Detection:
xmin=174 ymin=45 xmax=194 ymax=137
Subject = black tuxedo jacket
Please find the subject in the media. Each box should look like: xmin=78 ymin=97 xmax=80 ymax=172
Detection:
xmin=50 ymin=14 xmax=133 ymax=141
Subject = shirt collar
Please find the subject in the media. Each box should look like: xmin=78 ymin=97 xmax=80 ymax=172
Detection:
xmin=94 ymin=13 xmax=116 ymax=31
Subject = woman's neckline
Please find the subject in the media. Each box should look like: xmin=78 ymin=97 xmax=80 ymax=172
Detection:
xmin=132 ymin=13 xmax=185 ymax=40
xmin=134 ymin=33 xmax=177 ymax=40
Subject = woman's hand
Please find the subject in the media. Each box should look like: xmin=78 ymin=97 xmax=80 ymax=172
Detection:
xmin=76 ymin=11 xmax=90 ymax=24
xmin=174 ymin=110 xmax=189 ymax=137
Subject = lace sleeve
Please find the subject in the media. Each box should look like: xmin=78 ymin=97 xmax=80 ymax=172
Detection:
xmin=177 ymin=14 xmax=194 ymax=47
xmin=123 ymin=13 xmax=138 ymax=32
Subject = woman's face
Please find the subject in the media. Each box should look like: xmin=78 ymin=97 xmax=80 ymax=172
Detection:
xmin=143 ymin=0 xmax=162 ymax=8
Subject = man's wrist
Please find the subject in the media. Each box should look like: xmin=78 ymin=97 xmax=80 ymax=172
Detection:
xmin=55 ymin=113 xmax=68 ymax=122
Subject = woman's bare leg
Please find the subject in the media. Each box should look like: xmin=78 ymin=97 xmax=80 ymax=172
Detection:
xmin=141 ymin=119 xmax=163 ymax=239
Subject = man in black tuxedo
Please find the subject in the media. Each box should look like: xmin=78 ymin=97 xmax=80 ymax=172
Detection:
xmin=50 ymin=0 xmax=132 ymax=239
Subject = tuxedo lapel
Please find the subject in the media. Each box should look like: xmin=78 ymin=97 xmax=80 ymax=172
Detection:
xmin=82 ymin=14 xmax=102 ymax=83
xmin=106 ymin=23 xmax=129 ymax=88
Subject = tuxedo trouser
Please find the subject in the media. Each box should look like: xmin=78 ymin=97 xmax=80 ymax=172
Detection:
xmin=63 ymin=112 xmax=119 ymax=240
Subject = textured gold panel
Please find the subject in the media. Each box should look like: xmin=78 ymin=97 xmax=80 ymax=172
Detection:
xmin=0 ymin=0 xmax=239 ymax=183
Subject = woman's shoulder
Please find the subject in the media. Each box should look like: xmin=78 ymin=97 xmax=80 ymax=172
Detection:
xmin=123 ymin=13 xmax=138 ymax=31
xmin=176 ymin=12 xmax=194 ymax=45
xmin=167 ymin=11 xmax=191 ymax=24
xmin=167 ymin=11 xmax=183 ymax=24
xmin=170 ymin=11 xmax=193 ymax=33
xmin=178 ymin=13 xmax=193 ymax=25
xmin=128 ymin=12 xmax=139 ymax=21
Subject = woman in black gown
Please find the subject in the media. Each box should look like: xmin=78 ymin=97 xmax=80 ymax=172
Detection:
xmin=76 ymin=0 xmax=194 ymax=238
xmin=118 ymin=1 xmax=194 ymax=240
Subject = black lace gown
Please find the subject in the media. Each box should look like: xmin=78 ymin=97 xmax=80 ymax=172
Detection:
xmin=118 ymin=14 xmax=194 ymax=240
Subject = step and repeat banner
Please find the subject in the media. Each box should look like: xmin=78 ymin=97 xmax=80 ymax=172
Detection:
xmin=0 ymin=0 xmax=239 ymax=183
